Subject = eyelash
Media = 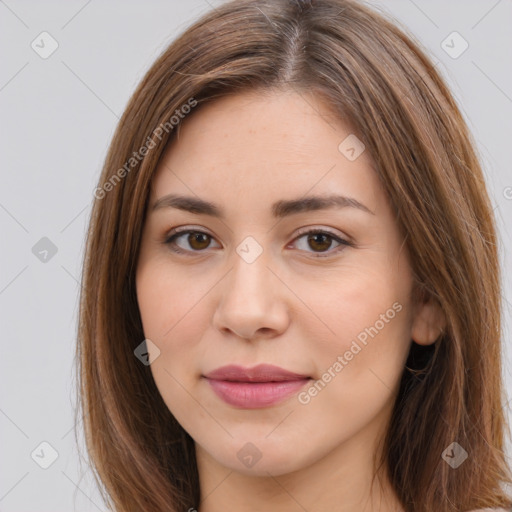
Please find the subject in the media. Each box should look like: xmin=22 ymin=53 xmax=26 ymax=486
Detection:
xmin=163 ymin=226 xmax=353 ymax=258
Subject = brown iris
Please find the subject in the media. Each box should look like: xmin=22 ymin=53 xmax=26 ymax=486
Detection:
xmin=306 ymin=232 xmax=333 ymax=252
xmin=187 ymin=232 xmax=211 ymax=250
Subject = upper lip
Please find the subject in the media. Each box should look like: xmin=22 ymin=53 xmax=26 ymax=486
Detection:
xmin=204 ymin=364 xmax=311 ymax=382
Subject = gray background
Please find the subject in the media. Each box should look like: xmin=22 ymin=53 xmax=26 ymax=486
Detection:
xmin=1 ymin=0 xmax=511 ymax=510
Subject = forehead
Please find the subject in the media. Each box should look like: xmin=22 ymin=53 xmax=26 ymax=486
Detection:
xmin=150 ymin=89 xmax=382 ymax=217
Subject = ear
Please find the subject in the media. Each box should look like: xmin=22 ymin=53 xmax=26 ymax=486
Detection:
xmin=411 ymin=296 xmax=446 ymax=346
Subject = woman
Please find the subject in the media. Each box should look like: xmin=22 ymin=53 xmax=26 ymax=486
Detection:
xmin=77 ymin=0 xmax=512 ymax=510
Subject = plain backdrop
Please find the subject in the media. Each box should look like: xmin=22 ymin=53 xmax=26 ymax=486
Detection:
xmin=1 ymin=0 xmax=511 ymax=510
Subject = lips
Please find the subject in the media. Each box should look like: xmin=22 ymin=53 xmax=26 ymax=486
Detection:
xmin=203 ymin=364 xmax=311 ymax=408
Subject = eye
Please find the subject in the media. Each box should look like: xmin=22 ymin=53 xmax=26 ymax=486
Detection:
xmin=164 ymin=229 xmax=220 ymax=254
xmin=163 ymin=227 xmax=353 ymax=257
xmin=290 ymin=228 xmax=353 ymax=258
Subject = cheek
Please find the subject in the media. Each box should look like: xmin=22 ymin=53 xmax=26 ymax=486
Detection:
xmin=135 ymin=259 xmax=226 ymax=416
xmin=293 ymin=262 xmax=411 ymax=352
xmin=136 ymin=262 xmax=212 ymax=427
xmin=292 ymin=291 xmax=411 ymax=456
xmin=294 ymin=263 xmax=413 ymax=421
xmin=136 ymin=259 xmax=213 ymax=346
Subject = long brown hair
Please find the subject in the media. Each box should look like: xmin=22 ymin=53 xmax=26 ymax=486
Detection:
xmin=76 ymin=0 xmax=512 ymax=510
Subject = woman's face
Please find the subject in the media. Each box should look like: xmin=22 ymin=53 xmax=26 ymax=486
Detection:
xmin=136 ymin=89 xmax=436 ymax=477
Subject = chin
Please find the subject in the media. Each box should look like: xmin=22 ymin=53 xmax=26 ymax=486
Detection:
xmin=206 ymin=438 xmax=310 ymax=477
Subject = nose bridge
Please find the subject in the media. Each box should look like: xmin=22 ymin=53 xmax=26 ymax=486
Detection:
xmin=212 ymin=233 xmax=289 ymax=339
xmin=228 ymin=234 xmax=273 ymax=302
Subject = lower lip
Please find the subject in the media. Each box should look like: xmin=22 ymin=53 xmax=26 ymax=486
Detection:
xmin=205 ymin=378 xmax=310 ymax=408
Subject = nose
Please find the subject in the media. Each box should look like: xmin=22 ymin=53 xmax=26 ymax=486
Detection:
xmin=212 ymin=248 xmax=290 ymax=341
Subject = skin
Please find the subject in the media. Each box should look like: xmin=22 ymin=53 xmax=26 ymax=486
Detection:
xmin=136 ymin=88 xmax=445 ymax=512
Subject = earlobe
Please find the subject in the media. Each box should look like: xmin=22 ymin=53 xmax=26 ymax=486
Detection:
xmin=411 ymin=298 xmax=446 ymax=346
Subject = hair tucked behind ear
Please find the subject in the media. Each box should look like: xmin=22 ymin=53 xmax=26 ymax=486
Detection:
xmin=77 ymin=0 xmax=512 ymax=510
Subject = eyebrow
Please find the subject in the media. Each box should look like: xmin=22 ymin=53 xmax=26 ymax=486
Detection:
xmin=151 ymin=193 xmax=374 ymax=218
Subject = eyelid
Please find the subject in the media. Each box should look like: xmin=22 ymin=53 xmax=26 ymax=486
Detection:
xmin=164 ymin=225 xmax=216 ymax=243
xmin=292 ymin=225 xmax=352 ymax=243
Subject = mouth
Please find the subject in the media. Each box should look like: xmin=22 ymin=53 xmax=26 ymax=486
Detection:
xmin=203 ymin=364 xmax=312 ymax=409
